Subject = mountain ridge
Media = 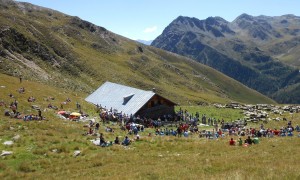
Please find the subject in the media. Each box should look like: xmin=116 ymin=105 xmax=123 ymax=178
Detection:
xmin=152 ymin=14 xmax=300 ymax=103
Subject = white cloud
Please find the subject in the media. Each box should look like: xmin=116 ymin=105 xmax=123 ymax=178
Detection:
xmin=143 ymin=26 xmax=157 ymax=33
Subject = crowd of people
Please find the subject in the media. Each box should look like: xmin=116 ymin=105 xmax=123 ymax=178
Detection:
xmin=225 ymin=120 xmax=300 ymax=146
xmin=229 ymin=136 xmax=260 ymax=146
xmin=1 ymin=83 xmax=300 ymax=150
xmin=85 ymin=119 xmax=140 ymax=147
xmin=95 ymin=132 xmax=132 ymax=147
xmin=1 ymin=91 xmax=45 ymax=120
xmin=82 ymin=107 xmax=299 ymax=149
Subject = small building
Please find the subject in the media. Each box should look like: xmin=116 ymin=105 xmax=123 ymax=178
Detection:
xmin=85 ymin=81 xmax=176 ymax=119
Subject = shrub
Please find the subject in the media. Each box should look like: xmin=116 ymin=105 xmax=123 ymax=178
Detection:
xmin=0 ymin=162 xmax=7 ymax=170
xmin=91 ymin=161 xmax=103 ymax=167
xmin=56 ymin=145 xmax=69 ymax=153
xmin=18 ymin=162 xmax=36 ymax=173
xmin=33 ymin=148 xmax=47 ymax=155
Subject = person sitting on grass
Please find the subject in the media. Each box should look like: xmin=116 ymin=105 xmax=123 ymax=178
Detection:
xmin=245 ymin=136 xmax=253 ymax=145
xmin=99 ymin=133 xmax=107 ymax=147
xmin=183 ymin=130 xmax=189 ymax=137
xmin=135 ymin=134 xmax=140 ymax=141
xmin=218 ymin=129 xmax=223 ymax=138
xmin=238 ymin=137 xmax=243 ymax=146
xmin=287 ymin=130 xmax=293 ymax=137
xmin=114 ymin=136 xmax=120 ymax=144
xmin=141 ymin=125 xmax=144 ymax=132
xmin=273 ymin=129 xmax=280 ymax=136
xmin=229 ymin=138 xmax=236 ymax=146
xmin=89 ymin=127 xmax=93 ymax=135
xmin=295 ymin=125 xmax=300 ymax=132
xmin=28 ymin=96 xmax=36 ymax=102
xmin=155 ymin=129 xmax=160 ymax=135
xmin=4 ymin=110 xmax=10 ymax=116
xmin=106 ymin=126 xmax=113 ymax=132
xmin=0 ymin=99 xmax=6 ymax=107
xmin=122 ymin=136 xmax=131 ymax=146
xmin=268 ymin=130 xmax=274 ymax=138
xmin=253 ymin=137 xmax=259 ymax=144
xmin=280 ymin=129 xmax=286 ymax=137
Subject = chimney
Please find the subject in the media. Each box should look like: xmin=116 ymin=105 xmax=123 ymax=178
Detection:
xmin=152 ymin=88 xmax=156 ymax=93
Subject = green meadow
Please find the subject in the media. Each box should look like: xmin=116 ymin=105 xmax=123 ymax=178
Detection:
xmin=0 ymin=74 xmax=299 ymax=179
xmin=176 ymin=105 xmax=244 ymax=121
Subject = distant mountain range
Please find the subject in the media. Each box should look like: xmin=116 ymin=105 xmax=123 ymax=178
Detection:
xmin=152 ymin=14 xmax=300 ymax=103
xmin=136 ymin=39 xmax=153 ymax=45
xmin=0 ymin=0 xmax=274 ymax=104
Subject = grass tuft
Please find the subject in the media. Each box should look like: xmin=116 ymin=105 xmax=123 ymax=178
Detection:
xmin=18 ymin=162 xmax=36 ymax=173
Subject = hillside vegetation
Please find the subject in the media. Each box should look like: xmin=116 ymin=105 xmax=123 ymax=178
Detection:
xmin=0 ymin=0 xmax=274 ymax=104
xmin=152 ymin=14 xmax=300 ymax=103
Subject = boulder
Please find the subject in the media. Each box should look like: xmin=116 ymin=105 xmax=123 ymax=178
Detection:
xmin=73 ymin=150 xmax=81 ymax=157
xmin=1 ymin=150 xmax=13 ymax=156
xmin=3 ymin=141 xmax=13 ymax=146
xmin=12 ymin=134 xmax=20 ymax=141
xmin=52 ymin=149 xmax=58 ymax=153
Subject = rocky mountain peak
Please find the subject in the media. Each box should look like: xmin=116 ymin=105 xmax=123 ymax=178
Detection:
xmin=174 ymin=16 xmax=188 ymax=22
xmin=167 ymin=16 xmax=234 ymax=37
xmin=205 ymin=16 xmax=228 ymax=25
xmin=234 ymin=13 xmax=254 ymax=22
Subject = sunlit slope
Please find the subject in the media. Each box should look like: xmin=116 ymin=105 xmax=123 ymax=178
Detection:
xmin=0 ymin=0 xmax=274 ymax=104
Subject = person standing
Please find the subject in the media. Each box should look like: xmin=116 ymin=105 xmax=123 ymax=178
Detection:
xmin=100 ymin=133 xmax=107 ymax=146
xmin=214 ymin=123 xmax=218 ymax=131
xmin=38 ymin=109 xmax=42 ymax=119
xmin=14 ymin=100 xmax=18 ymax=110
xmin=95 ymin=122 xmax=100 ymax=131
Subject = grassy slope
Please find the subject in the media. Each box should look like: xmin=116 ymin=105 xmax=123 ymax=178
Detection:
xmin=0 ymin=74 xmax=299 ymax=179
xmin=261 ymin=23 xmax=300 ymax=68
xmin=0 ymin=1 xmax=274 ymax=105
xmin=274 ymin=44 xmax=300 ymax=68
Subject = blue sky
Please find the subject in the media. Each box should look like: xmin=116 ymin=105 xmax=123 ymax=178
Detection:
xmin=17 ymin=0 xmax=300 ymax=41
